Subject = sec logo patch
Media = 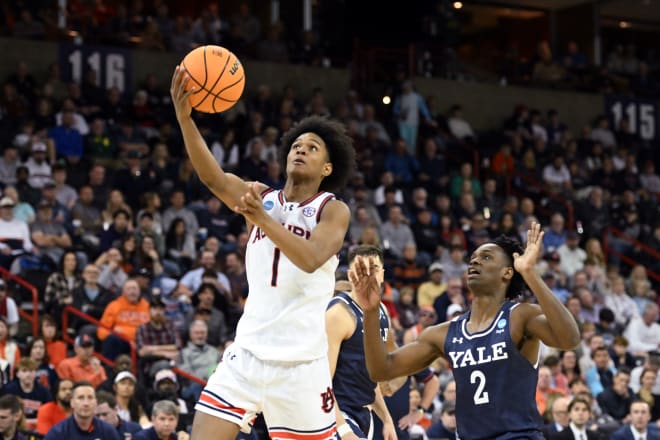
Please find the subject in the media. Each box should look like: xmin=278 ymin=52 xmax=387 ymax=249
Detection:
xmin=302 ymin=207 xmax=316 ymax=217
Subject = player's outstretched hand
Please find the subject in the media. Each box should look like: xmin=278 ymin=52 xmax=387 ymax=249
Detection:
xmin=513 ymin=221 xmax=544 ymax=274
xmin=170 ymin=66 xmax=193 ymax=121
xmin=234 ymin=182 xmax=268 ymax=225
xmin=348 ymin=255 xmax=380 ymax=312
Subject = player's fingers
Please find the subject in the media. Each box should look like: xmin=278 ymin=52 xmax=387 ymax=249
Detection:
xmin=170 ymin=65 xmax=181 ymax=92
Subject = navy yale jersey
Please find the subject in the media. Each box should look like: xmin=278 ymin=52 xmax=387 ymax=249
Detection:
xmin=329 ymin=292 xmax=390 ymax=410
xmin=444 ymin=301 xmax=543 ymax=440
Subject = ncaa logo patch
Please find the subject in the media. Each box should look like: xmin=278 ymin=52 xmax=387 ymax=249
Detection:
xmin=263 ymin=200 xmax=274 ymax=211
xmin=302 ymin=207 xmax=316 ymax=217
xmin=497 ymin=318 xmax=507 ymax=329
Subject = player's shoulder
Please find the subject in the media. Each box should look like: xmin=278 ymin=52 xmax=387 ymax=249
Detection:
xmin=419 ymin=321 xmax=451 ymax=352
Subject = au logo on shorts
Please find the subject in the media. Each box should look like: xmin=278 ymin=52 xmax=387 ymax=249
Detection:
xmin=320 ymin=386 xmax=335 ymax=413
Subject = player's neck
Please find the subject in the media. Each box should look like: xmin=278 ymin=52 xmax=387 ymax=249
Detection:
xmin=282 ymin=179 xmax=322 ymax=202
xmin=469 ymin=295 xmax=505 ymax=324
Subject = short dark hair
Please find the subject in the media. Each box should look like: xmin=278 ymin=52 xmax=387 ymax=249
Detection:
xmin=71 ymin=381 xmax=95 ymax=395
xmin=278 ymin=116 xmax=355 ymax=193
xmin=348 ymin=245 xmax=384 ymax=265
xmin=568 ymin=397 xmax=590 ymax=412
xmin=492 ymin=235 xmax=526 ymax=299
xmin=96 ymin=390 xmax=117 ymax=408
xmin=591 ymin=346 xmax=609 ymax=359
xmin=0 ymin=394 xmax=21 ymax=413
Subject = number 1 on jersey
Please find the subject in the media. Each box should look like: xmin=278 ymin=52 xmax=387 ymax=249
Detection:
xmin=271 ymin=248 xmax=281 ymax=286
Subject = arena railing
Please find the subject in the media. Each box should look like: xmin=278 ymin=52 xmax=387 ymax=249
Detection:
xmin=61 ymin=305 xmax=138 ymax=376
xmin=602 ymin=226 xmax=660 ymax=283
xmin=0 ymin=266 xmax=38 ymax=336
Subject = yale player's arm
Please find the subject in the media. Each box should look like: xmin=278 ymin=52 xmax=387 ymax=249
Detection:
xmin=325 ymin=300 xmax=358 ymax=439
xmin=512 ymin=223 xmax=580 ymax=350
xmin=170 ymin=66 xmax=251 ymax=210
xmin=238 ymin=185 xmax=350 ymax=273
xmin=372 ymin=384 xmax=397 ymax=440
xmin=378 ymin=304 xmax=407 ymax=396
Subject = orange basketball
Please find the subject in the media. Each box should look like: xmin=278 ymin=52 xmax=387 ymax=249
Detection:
xmin=180 ymin=45 xmax=245 ymax=113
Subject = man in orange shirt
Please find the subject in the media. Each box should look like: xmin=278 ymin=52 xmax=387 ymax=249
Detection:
xmin=36 ymin=378 xmax=73 ymax=435
xmin=97 ymin=278 xmax=150 ymax=360
xmin=56 ymin=334 xmax=107 ymax=388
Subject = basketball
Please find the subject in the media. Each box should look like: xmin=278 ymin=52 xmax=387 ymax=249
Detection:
xmin=180 ymin=45 xmax=245 ymax=114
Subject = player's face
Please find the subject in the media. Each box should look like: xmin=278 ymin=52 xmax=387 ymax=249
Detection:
xmin=286 ymin=132 xmax=332 ymax=180
xmin=467 ymin=243 xmax=511 ymax=292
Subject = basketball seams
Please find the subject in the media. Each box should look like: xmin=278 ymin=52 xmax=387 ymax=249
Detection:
xmin=195 ymin=52 xmax=232 ymax=110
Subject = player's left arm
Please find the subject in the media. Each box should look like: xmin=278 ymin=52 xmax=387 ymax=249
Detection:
xmin=513 ymin=222 xmax=580 ymax=350
xmin=378 ymin=304 xmax=407 ymax=397
xmin=372 ymin=384 xmax=396 ymax=440
xmin=236 ymin=185 xmax=350 ymax=273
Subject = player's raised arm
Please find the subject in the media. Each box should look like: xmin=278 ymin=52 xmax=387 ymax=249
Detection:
xmin=170 ymin=66 xmax=249 ymax=209
xmin=514 ymin=222 xmax=580 ymax=349
xmin=351 ymin=256 xmax=445 ymax=381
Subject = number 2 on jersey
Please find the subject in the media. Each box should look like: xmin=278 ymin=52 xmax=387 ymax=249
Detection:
xmin=471 ymin=370 xmax=489 ymax=405
xmin=271 ymin=248 xmax=281 ymax=286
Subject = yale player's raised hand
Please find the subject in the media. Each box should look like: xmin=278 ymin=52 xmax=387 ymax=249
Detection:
xmin=234 ymin=182 xmax=267 ymax=225
xmin=512 ymin=221 xmax=544 ymax=274
xmin=349 ymin=255 xmax=380 ymax=312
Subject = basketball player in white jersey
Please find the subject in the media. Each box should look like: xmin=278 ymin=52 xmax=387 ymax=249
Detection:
xmin=171 ymin=67 xmax=356 ymax=440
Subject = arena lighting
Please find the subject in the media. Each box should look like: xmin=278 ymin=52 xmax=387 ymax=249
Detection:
xmin=453 ymin=1 xmax=463 ymax=9
xmin=382 ymin=96 xmax=391 ymax=105
xmin=619 ymin=21 xmax=631 ymax=28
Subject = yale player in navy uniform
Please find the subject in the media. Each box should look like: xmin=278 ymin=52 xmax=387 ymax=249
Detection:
xmin=326 ymin=245 xmax=398 ymax=440
xmin=355 ymin=222 xmax=580 ymax=440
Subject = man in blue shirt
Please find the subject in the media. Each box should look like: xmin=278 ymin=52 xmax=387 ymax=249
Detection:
xmin=45 ymin=381 xmax=120 ymax=440
xmin=95 ymin=390 xmax=141 ymax=438
xmin=134 ymin=400 xmax=189 ymax=440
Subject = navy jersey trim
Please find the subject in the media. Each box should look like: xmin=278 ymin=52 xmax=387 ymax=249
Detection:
xmin=460 ymin=310 xmax=505 ymax=340
xmin=316 ymin=194 xmax=336 ymax=222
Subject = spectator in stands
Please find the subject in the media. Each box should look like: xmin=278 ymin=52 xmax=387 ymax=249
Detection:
xmin=0 ymin=279 xmax=18 ymax=338
xmin=416 ymin=262 xmax=446 ymax=308
xmin=532 ymin=41 xmax=565 ymax=85
xmin=0 ymin=316 xmax=18 ymax=382
xmin=597 ymin=368 xmax=633 ymax=422
xmin=639 ymin=160 xmax=660 ymax=195
xmin=609 ymin=336 xmax=637 ymax=371
xmin=624 ymin=302 xmax=660 ymax=356
xmin=45 ymin=381 xmax=121 ymax=440
xmin=222 ymin=251 xmax=247 ymax=308
xmin=0 ymin=394 xmax=25 ymax=440
xmin=95 ymin=390 xmax=142 ymax=438
xmin=31 ymin=199 xmax=72 ymax=265
xmin=544 ymin=354 xmax=569 ymax=394
xmin=542 ymin=395 xmax=571 ymax=437
xmin=36 ymin=378 xmax=73 ymax=435
xmin=27 ymin=337 xmax=57 ymax=391
xmin=161 ymin=189 xmax=198 ymax=236
xmin=636 ymin=368 xmax=660 ymax=422
xmin=579 ymin=331 xmax=605 ymax=373
xmin=178 ymin=320 xmax=221 ymax=401
xmin=403 ymin=306 xmax=437 ymax=344
xmin=96 ymin=247 xmax=128 ymax=295
xmin=384 ymin=138 xmax=420 ymax=188
xmin=71 ymin=185 xmax=102 ymax=249
xmin=71 ymin=263 xmax=114 ymax=332
xmin=447 ymin=104 xmax=475 ymax=142
xmin=576 ymin=287 xmax=601 ymax=324
xmin=577 ymin=187 xmax=610 ymax=239
xmin=134 ymin=399 xmax=189 ymax=440
xmin=556 ymin=396 xmax=600 ymax=440
xmin=605 ymin=275 xmax=640 ymax=328
xmin=3 ymin=186 xmax=34 ymax=225
xmin=611 ymin=399 xmax=659 ymax=440
xmin=440 ymin=245 xmax=468 ymax=282
xmin=112 ymin=370 xmax=149 ymax=426
xmin=542 ymin=154 xmax=572 ymax=195
xmin=536 ymin=365 xmax=567 ymax=418
xmin=178 ymin=250 xmax=231 ymax=296
xmin=44 ymin=251 xmax=81 ymax=319
xmin=135 ymin=212 xmax=165 ymax=257
xmin=585 ymin=346 xmax=616 ymax=397
xmin=426 ymin=400 xmax=457 ymax=440
xmin=0 ymin=196 xmax=33 ymax=270
xmin=99 ymin=208 xmax=132 ymax=253
xmin=57 ymin=334 xmax=106 ymax=388
xmin=450 ymin=162 xmax=482 ymax=200
xmin=557 ymin=230 xmax=586 ymax=277
xmin=136 ymin=295 xmax=181 ymax=378
xmin=560 ymin=350 xmax=581 ymax=385
xmin=0 ymin=145 xmax=19 ymax=186
xmin=87 ymin=164 xmax=109 ymax=211
xmin=3 ymin=358 xmax=52 ymax=430
xmin=590 ymin=116 xmax=616 ymax=149
xmin=164 ymin=217 xmax=196 ymax=276
xmin=113 ymin=151 xmax=158 ymax=212
xmin=40 ymin=315 xmax=66 ymax=368
xmin=392 ymin=80 xmax=436 ymax=153
xmin=184 ymin=282 xmax=229 ymax=348
xmin=23 ymin=141 xmax=52 ymax=190
xmin=392 ymin=242 xmax=427 ymax=290
xmin=380 ymin=205 xmax=415 ymax=261
xmin=98 ymin=279 xmax=150 ymax=360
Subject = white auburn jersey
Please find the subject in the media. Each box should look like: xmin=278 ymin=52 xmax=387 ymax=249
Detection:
xmin=235 ymin=188 xmax=339 ymax=362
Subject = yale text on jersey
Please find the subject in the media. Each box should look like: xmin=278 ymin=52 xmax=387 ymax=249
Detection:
xmin=447 ymin=341 xmax=509 ymax=368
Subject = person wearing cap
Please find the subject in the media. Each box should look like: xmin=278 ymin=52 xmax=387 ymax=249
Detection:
xmin=98 ymin=279 xmax=150 ymax=360
xmin=2 ymin=186 xmax=35 ymax=225
xmin=136 ymin=296 xmax=182 ymax=377
xmin=23 ymin=141 xmax=52 ymax=190
xmin=36 ymin=379 xmax=74 ymax=435
xmin=56 ymin=334 xmax=107 ymax=388
xmin=3 ymin=358 xmax=52 ymax=430
xmin=556 ymin=230 xmax=586 ymax=277
xmin=30 ymin=198 xmax=72 ymax=264
xmin=96 ymin=390 xmax=142 ymax=438
xmin=417 ymin=262 xmax=446 ymax=308
xmin=113 ymin=370 xmax=149 ymax=426
xmin=0 ymin=195 xmax=33 ymax=269
xmin=45 ymin=381 xmax=121 ymax=440
xmin=0 ymin=279 xmax=19 ymax=336
xmin=147 ymin=369 xmax=189 ymax=420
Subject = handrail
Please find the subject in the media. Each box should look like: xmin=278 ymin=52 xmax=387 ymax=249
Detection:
xmin=61 ymin=305 xmax=138 ymax=376
xmin=602 ymin=227 xmax=660 ymax=283
xmin=0 ymin=266 xmax=38 ymax=336
xmin=171 ymin=366 xmax=206 ymax=386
